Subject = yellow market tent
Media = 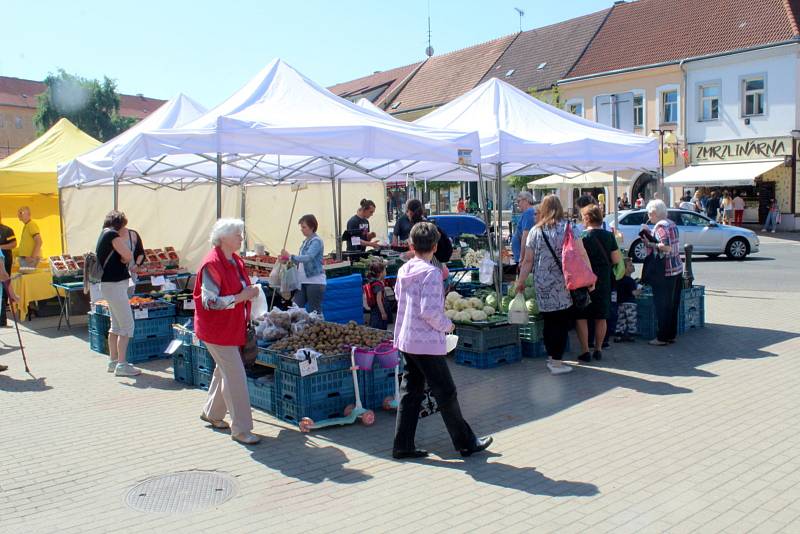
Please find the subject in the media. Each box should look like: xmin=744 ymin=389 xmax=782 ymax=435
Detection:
xmin=0 ymin=118 xmax=100 ymax=258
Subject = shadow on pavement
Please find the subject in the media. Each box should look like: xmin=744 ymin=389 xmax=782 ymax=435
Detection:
xmin=248 ymin=428 xmax=373 ymax=484
xmin=605 ymin=323 xmax=793 ymax=378
xmin=119 ymin=359 xmax=191 ymax=391
xmin=422 ymin=452 xmax=599 ymax=497
xmin=0 ymin=374 xmax=52 ymax=392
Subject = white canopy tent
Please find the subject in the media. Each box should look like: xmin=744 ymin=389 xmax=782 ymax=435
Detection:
xmin=58 ymin=59 xmax=481 ymax=258
xmin=529 ymin=172 xmax=632 ymax=188
xmin=664 ymin=160 xmax=784 ymax=187
xmin=404 ymin=78 xmax=658 ymax=292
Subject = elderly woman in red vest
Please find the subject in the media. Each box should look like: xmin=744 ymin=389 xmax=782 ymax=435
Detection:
xmin=194 ymin=218 xmax=262 ymax=445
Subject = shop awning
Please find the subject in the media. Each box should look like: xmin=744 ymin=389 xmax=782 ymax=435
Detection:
xmin=664 ymin=159 xmax=784 ymax=187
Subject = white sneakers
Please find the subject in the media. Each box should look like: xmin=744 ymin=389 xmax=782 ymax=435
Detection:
xmin=547 ymin=361 xmax=573 ymax=375
xmin=107 ymin=359 xmax=117 ymax=373
xmin=114 ymin=362 xmax=141 ymax=377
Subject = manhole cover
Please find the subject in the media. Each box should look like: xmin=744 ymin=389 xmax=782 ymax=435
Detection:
xmin=125 ymin=471 xmax=237 ymax=513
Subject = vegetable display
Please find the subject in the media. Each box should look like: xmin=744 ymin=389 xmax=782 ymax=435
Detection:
xmin=268 ymin=321 xmax=391 ymax=356
xmin=445 ymin=291 xmax=499 ymax=323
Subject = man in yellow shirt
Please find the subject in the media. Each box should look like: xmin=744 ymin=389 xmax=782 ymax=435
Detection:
xmin=16 ymin=206 xmax=42 ymax=268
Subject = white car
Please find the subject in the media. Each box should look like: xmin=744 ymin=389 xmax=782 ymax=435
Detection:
xmin=605 ymin=209 xmax=760 ymax=261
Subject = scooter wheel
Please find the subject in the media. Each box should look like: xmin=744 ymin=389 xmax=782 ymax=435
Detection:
xmin=343 ymin=404 xmax=355 ymax=417
xmin=299 ymin=418 xmax=314 ymax=433
xmin=382 ymin=396 xmax=394 ymax=410
xmin=361 ymin=410 xmax=376 ymax=426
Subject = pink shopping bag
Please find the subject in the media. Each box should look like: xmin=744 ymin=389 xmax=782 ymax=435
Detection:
xmin=562 ymin=224 xmax=597 ymax=290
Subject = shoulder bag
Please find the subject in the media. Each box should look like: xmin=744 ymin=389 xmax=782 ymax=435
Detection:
xmin=589 ymin=230 xmax=624 ymax=281
xmin=540 ymin=226 xmax=592 ymax=310
xmin=640 ymin=226 xmax=665 ymax=286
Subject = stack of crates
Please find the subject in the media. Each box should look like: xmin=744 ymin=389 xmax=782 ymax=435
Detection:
xmin=357 ymin=359 xmax=404 ymax=410
xmin=636 ymin=285 xmax=706 ymax=339
xmin=171 ymin=324 xmax=194 ymax=386
xmin=453 ymin=322 xmax=522 ymax=369
xmin=90 ymin=302 xmax=176 ymax=363
xmin=519 ymin=317 xmax=546 ymax=358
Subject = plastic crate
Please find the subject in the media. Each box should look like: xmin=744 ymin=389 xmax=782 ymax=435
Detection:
xmin=518 ymin=318 xmax=544 ymax=343
xmin=255 ymin=346 xmax=280 ymax=367
xmin=324 ymin=265 xmax=353 ymax=279
xmin=194 ymin=369 xmax=212 ymax=390
xmin=277 ymin=352 xmax=351 ymax=376
xmin=127 ymin=336 xmax=172 ymax=363
xmin=132 ymin=303 xmax=176 ymax=319
xmin=521 ymin=340 xmax=546 ymax=358
xmin=89 ymin=329 xmax=109 ymax=354
xmin=172 ymin=350 xmax=194 ymax=385
xmin=278 ymin=368 xmax=355 ymax=405
xmin=277 ymin=396 xmax=351 ymax=424
xmin=192 ymin=345 xmax=216 ymax=373
xmin=356 ymin=359 xmax=404 ymax=410
xmin=133 ymin=316 xmax=174 ymax=340
xmin=247 ymin=376 xmax=277 ymax=415
xmin=88 ymin=312 xmax=111 ymax=334
xmin=455 ymin=343 xmax=522 ymax=369
xmin=454 ymin=322 xmax=519 ymax=352
xmin=172 ymin=324 xmax=194 ymax=345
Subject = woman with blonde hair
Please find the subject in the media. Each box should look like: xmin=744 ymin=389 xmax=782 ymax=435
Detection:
xmin=516 ymin=195 xmax=576 ymax=375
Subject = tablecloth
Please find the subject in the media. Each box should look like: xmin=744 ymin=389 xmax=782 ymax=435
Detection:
xmin=11 ymin=269 xmax=57 ymax=320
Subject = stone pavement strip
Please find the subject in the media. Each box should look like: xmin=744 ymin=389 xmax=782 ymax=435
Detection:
xmin=2 ymin=281 xmax=800 ymax=532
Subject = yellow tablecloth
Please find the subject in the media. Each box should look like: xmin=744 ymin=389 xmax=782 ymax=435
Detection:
xmin=11 ymin=269 xmax=57 ymax=320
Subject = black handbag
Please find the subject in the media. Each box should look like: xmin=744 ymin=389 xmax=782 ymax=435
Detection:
xmin=540 ymin=228 xmax=592 ymax=310
xmin=640 ymin=230 xmax=665 ymax=286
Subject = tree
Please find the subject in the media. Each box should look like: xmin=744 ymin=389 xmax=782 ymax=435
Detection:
xmin=34 ymin=70 xmax=136 ymax=141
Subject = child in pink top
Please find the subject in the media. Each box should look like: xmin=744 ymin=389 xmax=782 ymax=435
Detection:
xmin=392 ymin=222 xmax=492 ymax=459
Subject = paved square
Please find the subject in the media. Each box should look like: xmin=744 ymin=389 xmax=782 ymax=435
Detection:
xmin=1 ymin=235 xmax=799 ymax=533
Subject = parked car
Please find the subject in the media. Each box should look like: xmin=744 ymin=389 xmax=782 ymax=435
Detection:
xmin=605 ymin=209 xmax=760 ymax=261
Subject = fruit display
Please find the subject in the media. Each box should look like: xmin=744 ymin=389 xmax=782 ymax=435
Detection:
xmin=268 ymin=320 xmax=391 ymax=356
xmin=139 ymin=247 xmax=184 ymax=277
xmin=95 ymin=296 xmax=173 ymax=311
xmin=50 ymin=255 xmax=84 ymax=278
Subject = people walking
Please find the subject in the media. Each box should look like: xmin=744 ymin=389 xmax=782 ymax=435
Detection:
xmin=732 ymin=193 xmax=745 ymax=226
xmin=705 ymin=191 xmax=721 ymax=221
xmin=762 ymin=199 xmax=780 ymax=233
xmin=392 ymin=222 xmax=492 ymax=459
xmin=721 ymin=192 xmax=733 ymax=225
xmin=516 ymin=195 xmax=576 ymax=375
xmin=194 ymin=218 xmax=262 ymax=445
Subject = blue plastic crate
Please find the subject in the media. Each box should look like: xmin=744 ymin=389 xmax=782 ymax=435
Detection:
xmin=256 ymin=346 xmax=280 ymax=368
xmin=518 ymin=318 xmax=544 ymax=343
xmin=194 ymin=369 xmax=212 ymax=390
xmin=89 ymin=329 xmax=109 ymax=354
xmin=133 ymin=316 xmax=175 ymax=340
xmin=278 ymin=368 xmax=355 ymax=405
xmin=455 ymin=322 xmax=520 ymax=352
xmin=133 ymin=303 xmax=176 ymax=319
xmin=172 ymin=324 xmax=194 ymax=345
xmin=367 ymin=367 xmax=401 ymax=410
xmin=126 ymin=336 xmax=172 ymax=363
xmin=277 ymin=396 xmax=351 ymax=424
xmin=277 ymin=352 xmax=351 ymax=376
xmin=172 ymin=350 xmax=194 ymax=385
xmin=455 ymin=343 xmax=522 ymax=369
xmin=247 ymin=376 xmax=277 ymax=415
xmin=192 ymin=345 xmax=216 ymax=373
xmin=521 ymin=340 xmax=546 ymax=358
xmin=88 ymin=312 xmax=110 ymax=334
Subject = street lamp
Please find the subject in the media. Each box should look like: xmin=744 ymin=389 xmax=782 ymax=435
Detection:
xmin=650 ymin=128 xmax=675 ymax=201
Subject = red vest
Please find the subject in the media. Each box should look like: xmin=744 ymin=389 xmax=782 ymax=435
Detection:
xmin=193 ymin=246 xmax=251 ymax=346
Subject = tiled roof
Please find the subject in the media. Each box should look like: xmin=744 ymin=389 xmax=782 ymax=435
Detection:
xmin=328 ymin=62 xmax=422 ymax=107
xmin=387 ymin=34 xmax=517 ymax=114
xmin=568 ymin=0 xmax=800 ymax=79
xmin=480 ymin=8 xmax=611 ymax=92
xmin=0 ymin=76 xmax=164 ymax=119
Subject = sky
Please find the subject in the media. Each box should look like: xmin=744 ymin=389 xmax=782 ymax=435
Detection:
xmin=1 ymin=0 xmax=613 ymax=108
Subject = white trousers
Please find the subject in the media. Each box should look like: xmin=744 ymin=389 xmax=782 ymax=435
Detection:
xmin=203 ymin=342 xmax=253 ymax=435
xmin=100 ymin=280 xmax=135 ymax=338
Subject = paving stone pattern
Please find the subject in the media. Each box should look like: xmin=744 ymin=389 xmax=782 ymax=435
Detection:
xmin=1 ymin=235 xmax=799 ymax=533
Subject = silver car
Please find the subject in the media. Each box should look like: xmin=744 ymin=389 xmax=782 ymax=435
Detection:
xmin=605 ymin=209 xmax=760 ymax=261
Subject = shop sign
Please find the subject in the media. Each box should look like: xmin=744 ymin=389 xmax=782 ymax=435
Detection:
xmin=691 ymin=137 xmax=790 ymax=163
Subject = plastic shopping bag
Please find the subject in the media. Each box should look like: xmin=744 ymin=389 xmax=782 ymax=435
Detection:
xmin=269 ymin=262 xmax=284 ymax=287
xmin=507 ymin=293 xmax=529 ymax=324
xmin=280 ymin=265 xmax=301 ymax=299
xmin=562 ymin=224 xmax=597 ymax=291
xmin=479 ymin=254 xmax=495 ymax=285
xmin=250 ymin=285 xmax=268 ymax=320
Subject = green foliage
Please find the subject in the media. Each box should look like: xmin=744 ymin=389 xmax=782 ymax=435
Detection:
xmin=507 ymin=175 xmax=533 ymax=191
xmin=527 ymin=85 xmax=562 ymax=109
xmin=34 ymin=69 xmax=136 ymax=141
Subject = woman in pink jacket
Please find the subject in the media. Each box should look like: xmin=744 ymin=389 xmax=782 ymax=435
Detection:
xmin=392 ymin=222 xmax=492 ymax=460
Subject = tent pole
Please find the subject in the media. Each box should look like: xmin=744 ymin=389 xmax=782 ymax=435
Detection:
xmin=330 ymin=165 xmax=341 ymax=260
xmin=113 ymin=173 xmax=119 ymax=210
xmin=495 ymin=163 xmax=503 ymax=291
xmin=477 ymin=166 xmax=501 ymax=298
xmin=612 ymin=171 xmax=619 ymax=237
xmin=240 ymin=184 xmax=247 ymax=253
xmin=337 ymin=177 xmax=343 ymax=247
xmin=57 ymin=192 xmax=66 ymax=254
xmin=216 ymin=153 xmax=222 ymax=219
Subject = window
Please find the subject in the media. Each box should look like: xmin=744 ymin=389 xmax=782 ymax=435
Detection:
xmin=742 ymin=76 xmax=765 ymax=116
xmin=621 ymin=212 xmax=647 ymax=226
xmin=699 ymin=83 xmax=720 ymax=121
xmin=662 ymin=90 xmax=678 ymax=123
xmin=565 ymin=99 xmax=584 ymax=117
xmin=633 ymin=94 xmax=644 ymax=129
xmin=677 ymin=213 xmax=709 ymax=227
xmin=537 ymin=62 xmax=547 ymax=70
xmin=505 ymin=69 xmax=515 ymax=77
xmin=14 ymin=117 xmax=23 ymax=129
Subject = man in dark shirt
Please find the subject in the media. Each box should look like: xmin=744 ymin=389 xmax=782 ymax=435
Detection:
xmin=392 ymin=208 xmax=414 ymax=246
xmin=0 ymin=217 xmax=17 ymax=327
xmin=705 ymin=191 xmax=721 ymax=221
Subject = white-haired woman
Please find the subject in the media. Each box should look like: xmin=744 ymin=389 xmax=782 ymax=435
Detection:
xmin=193 ymin=218 xmax=262 ymax=445
xmin=641 ymin=200 xmax=683 ymax=346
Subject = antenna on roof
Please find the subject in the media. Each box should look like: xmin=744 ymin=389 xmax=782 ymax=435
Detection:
xmin=425 ymin=0 xmax=434 ymax=57
xmin=514 ymin=7 xmax=525 ymax=32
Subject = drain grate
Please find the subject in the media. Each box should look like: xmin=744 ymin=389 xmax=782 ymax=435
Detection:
xmin=125 ymin=470 xmax=237 ymax=513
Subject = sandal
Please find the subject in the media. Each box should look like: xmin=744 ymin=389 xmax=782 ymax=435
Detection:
xmin=200 ymin=413 xmax=230 ymax=429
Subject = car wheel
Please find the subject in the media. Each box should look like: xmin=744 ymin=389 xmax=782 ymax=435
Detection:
xmin=629 ymin=239 xmax=648 ymax=263
xmin=725 ymin=237 xmax=749 ymax=260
